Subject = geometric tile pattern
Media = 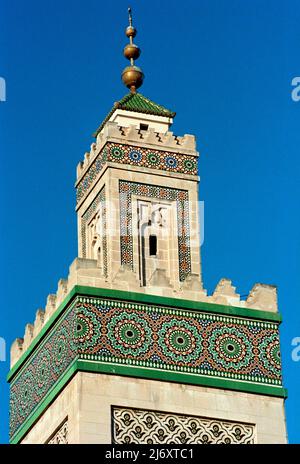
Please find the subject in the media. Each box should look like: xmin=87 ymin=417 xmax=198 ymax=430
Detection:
xmin=47 ymin=419 xmax=69 ymax=444
xmin=76 ymin=142 xmax=198 ymax=204
xmin=81 ymin=187 xmax=107 ymax=277
xmin=112 ymin=407 xmax=256 ymax=444
xmin=108 ymin=143 xmax=197 ymax=175
xmin=9 ymin=305 xmax=76 ymax=440
xmin=119 ymin=181 xmax=191 ymax=281
xmin=75 ymin=297 xmax=282 ymax=384
xmin=9 ymin=295 xmax=282 ymax=440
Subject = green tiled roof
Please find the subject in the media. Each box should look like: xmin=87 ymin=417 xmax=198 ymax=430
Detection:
xmin=93 ymin=92 xmax=176 ymax=137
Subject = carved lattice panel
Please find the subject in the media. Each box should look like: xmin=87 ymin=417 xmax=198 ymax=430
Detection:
xmin=47 ymin=419 xmax=68 ymax=444
xmin=112 ymin=407 xmax=256 ymax=444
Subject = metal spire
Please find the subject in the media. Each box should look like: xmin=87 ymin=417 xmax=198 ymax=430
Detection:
xmin=121 ymin=7 xmax=144 ymax=93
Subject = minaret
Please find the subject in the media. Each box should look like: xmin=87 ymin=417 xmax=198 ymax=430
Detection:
xmin=8 ymin=9 xmax=287 ymax=444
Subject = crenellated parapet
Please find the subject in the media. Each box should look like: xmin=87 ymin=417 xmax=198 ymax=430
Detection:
xmin=10 ymin=258 xmax=279 ymax=369
xmin=77 ymin=122 xmax=198 ymax=179
xmin=75 ymin=122 xmax=198 ymax=206
xmin=246 ymin=283 xmax=278 ymax=312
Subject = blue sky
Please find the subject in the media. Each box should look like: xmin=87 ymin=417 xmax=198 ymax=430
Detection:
xmin=0 ymin=0 xmax=299 ymax=443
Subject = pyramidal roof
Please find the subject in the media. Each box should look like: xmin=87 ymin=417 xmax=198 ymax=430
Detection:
xmin=93 ymin=92 xmax=176 ymax=137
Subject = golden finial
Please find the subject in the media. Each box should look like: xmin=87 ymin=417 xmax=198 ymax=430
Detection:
xmin=122 ymin=7 xmax=144 ymax=93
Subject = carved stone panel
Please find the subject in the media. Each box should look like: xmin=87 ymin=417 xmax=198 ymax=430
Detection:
xmin=112 ymin=407 xmax=256 ymax=444
xmin=47 ymin=419 xmax=68 ymax=444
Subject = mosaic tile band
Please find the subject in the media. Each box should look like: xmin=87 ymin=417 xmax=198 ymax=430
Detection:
xmin=112 ymin=407 xmax=256 ymax=444
xmin=9 ymin=294 xmax=282 ymax=440
xmin=119 ymin=180 xmax=191 ymax=281
xmin=76 ymin=142 xmax=198 ymax=204
xmin=10 ymin=306 xmax=76 ymax=440
xmin=76 ymin=297 xmax=282 ymax=383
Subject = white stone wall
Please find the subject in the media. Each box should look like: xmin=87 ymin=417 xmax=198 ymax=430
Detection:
xmin=108 ymin=110 xmax=173 ymax=133
xmin=21 ymin=372 xmax=287 ymax=444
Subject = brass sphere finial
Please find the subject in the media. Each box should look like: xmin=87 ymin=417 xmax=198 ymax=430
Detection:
xmin=126 ymin=7 xmax=136 ymax=37
xmin=126 ymin=26 xmax=136 ymax=38
xmin=122 ymin=65 xmax=144 ymax=92
xmin=123 ymin=43 xmax=141 ymax=61
xmin=121 ymin=7 xmax=144 ymax=93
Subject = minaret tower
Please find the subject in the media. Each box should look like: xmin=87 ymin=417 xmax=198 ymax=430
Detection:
xmin=8 ymin=9 xmax=287 ymax=444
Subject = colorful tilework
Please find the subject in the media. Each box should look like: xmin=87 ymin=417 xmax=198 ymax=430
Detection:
xmin=76 ymin=142 xmax=197 ymax=204
xmin=10 ymin=306 xmax=76 ymax=440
